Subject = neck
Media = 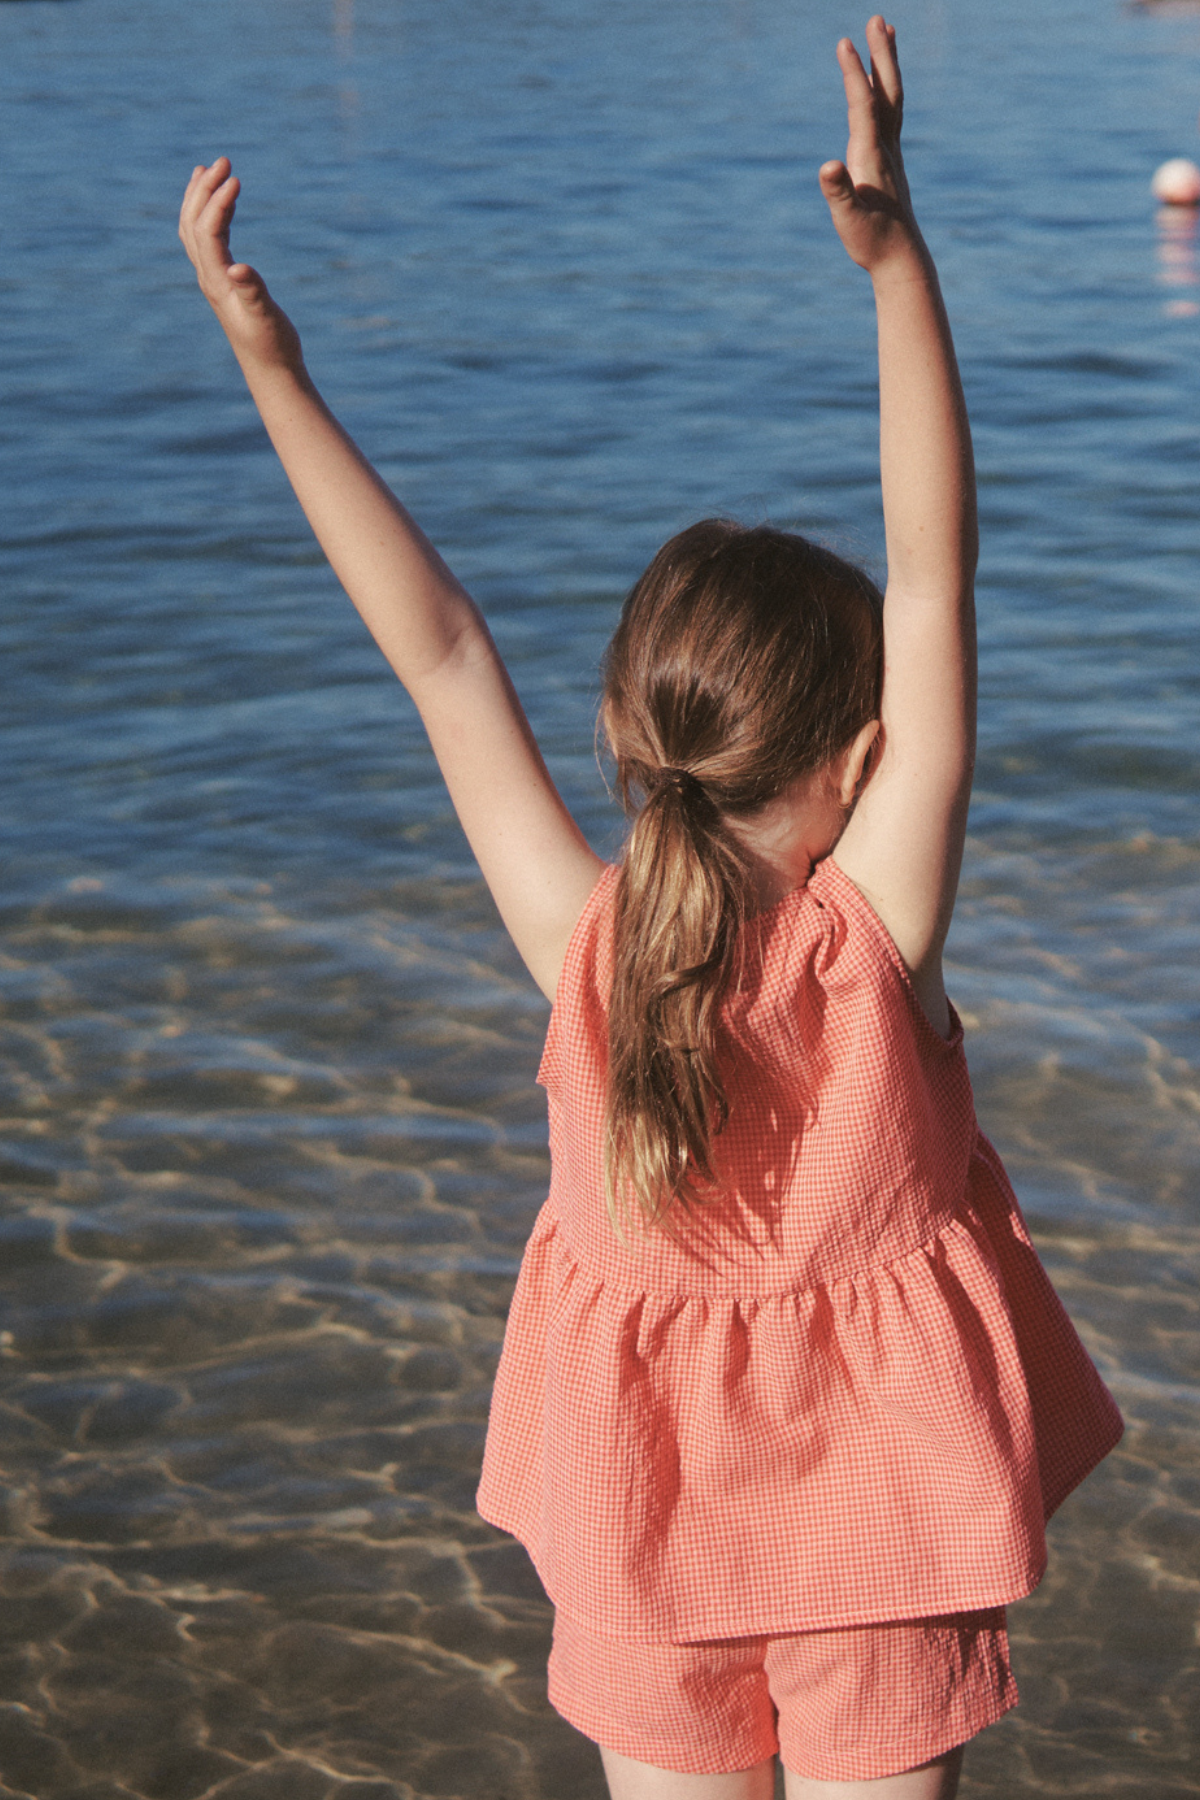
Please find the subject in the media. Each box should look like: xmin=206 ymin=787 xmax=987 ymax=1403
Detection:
xmin=722 ymin=775 xmax=842 ymax=912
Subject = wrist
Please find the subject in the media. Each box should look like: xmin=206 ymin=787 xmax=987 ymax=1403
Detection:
xmin=235 ymin=346 xmax=311 ymax=408
xmin=231 ymin=331 xmax=308 ymax=386
xmin=868 ymin=231 xmax=936 ymax=292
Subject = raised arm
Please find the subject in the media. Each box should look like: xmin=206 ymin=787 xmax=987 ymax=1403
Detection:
xmin=819 ymin=18 xmax=978 ymax=1036
xmin=178 ymin=160 xmax=601 ymax=999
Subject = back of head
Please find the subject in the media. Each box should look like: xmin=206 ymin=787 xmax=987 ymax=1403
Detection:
xmin=601 ymin=519 xmax=883 ymax=1232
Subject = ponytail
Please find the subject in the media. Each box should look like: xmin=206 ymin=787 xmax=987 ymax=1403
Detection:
xmin=604 ymin=773 xmax=751 ymax=1231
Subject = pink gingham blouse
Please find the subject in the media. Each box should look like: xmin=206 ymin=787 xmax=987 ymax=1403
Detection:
xmin=476 ymin=858 xmax=1123 ymax=1642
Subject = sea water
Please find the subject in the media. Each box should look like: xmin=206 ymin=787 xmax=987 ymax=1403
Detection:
xmin=0 ymin=0 xmax=1197 ymax=1794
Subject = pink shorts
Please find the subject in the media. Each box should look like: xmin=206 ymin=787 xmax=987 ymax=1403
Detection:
xmin=548 ymin=1608 xmax=1018 ymax=1782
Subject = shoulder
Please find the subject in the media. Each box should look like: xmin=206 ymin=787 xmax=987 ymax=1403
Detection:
xmin=538 ymin=864 xmax=619 ymax=1092
xmin=804 ymin=857 xmax=962 ymax=1047
xmin=807 ymin=855 xmax=897 ymax=966
xmin=557 ymin=862 xmax=621 ymax=980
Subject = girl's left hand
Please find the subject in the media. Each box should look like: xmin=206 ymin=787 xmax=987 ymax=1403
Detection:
xmin=819 ymin=16 xmax=923 ymax=276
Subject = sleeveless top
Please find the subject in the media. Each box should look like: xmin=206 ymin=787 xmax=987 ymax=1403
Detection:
xmin=476 ymin=857 xmax=1123 ymax=1642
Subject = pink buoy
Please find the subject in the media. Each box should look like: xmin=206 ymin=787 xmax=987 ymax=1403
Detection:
xmin=1152 ymin=158 xmax=1200 ymax=206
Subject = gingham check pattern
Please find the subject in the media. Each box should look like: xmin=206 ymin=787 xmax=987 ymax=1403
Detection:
xmin=548 ymin=1606 xmax=1018 ymax=1780
xmin=477 ymin=857 xmax=1122 ymax=1642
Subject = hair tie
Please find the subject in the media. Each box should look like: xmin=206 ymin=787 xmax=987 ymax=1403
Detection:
xmin=648 ymin=765 xmax=703 ymax=800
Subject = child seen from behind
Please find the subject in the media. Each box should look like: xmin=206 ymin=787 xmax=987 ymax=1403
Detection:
xmin=179 ymin=20 xmax=1122 ymax=1797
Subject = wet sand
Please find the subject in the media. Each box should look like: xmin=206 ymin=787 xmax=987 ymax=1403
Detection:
xmin=0 ymin=856 xmax=1197 ymax=1798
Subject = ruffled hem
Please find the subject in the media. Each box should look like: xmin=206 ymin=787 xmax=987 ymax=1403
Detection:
xmin=477 ymin=1138 xmax=1122 ymax=1642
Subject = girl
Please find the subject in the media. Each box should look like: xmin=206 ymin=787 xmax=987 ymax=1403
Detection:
xmin=179 ymin=20 xmax=1122 ymax=1799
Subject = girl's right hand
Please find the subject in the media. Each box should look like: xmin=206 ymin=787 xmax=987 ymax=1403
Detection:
xmin=179 ymin=159 xmax=304 ymax=372
xmin=819 ymin=17 xmax=922 ymax=277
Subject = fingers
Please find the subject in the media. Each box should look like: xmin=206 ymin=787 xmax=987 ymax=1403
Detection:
xmin=224 ymin=262 xmax=271 ymax=306
xmin=818 ymin=160 xmax=856 ymax=206
xmin=834 ymin=18 xmax=905 ymax=193
xmin=837 ymin=20 xmax=902 ymax=130
xmin=836 ymin=35 xmax=883 ymax=186
xmin=836 ymin=34 xmax=877 ymax=125
xmin=865 ymin=16 xmax=903 ymax=133
xmin=201 ymin=173 xmax=241 ymax=241
xmin=180 ymin=157 xmax=233 ymax=235
xmin=819 ymin=160 xmax=867 ymax=247
xmin=179 ymin=157 xmax=242 ymax=283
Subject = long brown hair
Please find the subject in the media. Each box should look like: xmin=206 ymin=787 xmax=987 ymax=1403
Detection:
xmin=601 ymin=520 xmax=883 ymax=1231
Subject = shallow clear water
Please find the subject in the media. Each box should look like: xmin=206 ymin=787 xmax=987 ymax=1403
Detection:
xmin=0 ymin=0 xmax=1198 ymax=1795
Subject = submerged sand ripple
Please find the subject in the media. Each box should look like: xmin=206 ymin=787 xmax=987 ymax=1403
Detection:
xmin=0 ymin=855 xmax=1197 ymax=1796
